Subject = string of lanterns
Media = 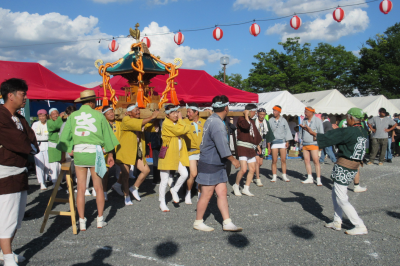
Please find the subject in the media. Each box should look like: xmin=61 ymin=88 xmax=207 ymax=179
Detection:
xmin=108 ymin=0 xmax=393 ymax=52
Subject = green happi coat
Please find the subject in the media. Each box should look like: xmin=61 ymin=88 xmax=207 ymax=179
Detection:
xmin=317 ymin=126 xmax=368 ymax=186
xmin=57 ymin=105 xmax=120 ymax=166
xmin=47 ymin=116 xmax=63 ymax=163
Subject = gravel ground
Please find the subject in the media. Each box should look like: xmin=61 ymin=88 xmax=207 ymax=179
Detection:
xmin=4 ymin=157 xmax=400 ymax=266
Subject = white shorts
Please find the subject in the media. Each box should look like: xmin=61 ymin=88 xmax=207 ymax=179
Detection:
xmin=0 ymin=191 xmax=27 ymax=238
xmin=189 ymin=153 xmax=200 ymax=161
xmin=271 ymin=143 xmax=286 ymax=149
xmin=239 ymin=156 xmax=256 ymax=163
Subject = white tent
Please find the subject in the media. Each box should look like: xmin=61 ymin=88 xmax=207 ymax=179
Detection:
xmin=229 ymin=90 xmax=306 ymax=116
xmin=293 ymin=89 xmax=356 ymax=115
xmin=389 ymin=99 xmax=400 ymax=109
xmin=348 ymin=95 xmax=400 ymax=117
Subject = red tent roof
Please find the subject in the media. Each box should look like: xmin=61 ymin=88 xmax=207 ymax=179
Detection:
xmin=0 ymin=60 xmax=89 ymax=101
xmin=93 ymin=69 xmax=258 ymax=104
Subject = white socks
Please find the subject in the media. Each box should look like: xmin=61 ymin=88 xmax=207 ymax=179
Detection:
xmin=242 ymin=185 xmax=254 ymax=196
xmin=4 ymin=254 xmax=18 ymax=266
xmin=160 ymin=201 xmax=170 ymax=212
xmin=97 ymin=215 xmax=107 ymax=228
xmin=316 ymin=177 xmax=322 ymax=186
xmin=271 ymin=174 xmax=277 ymax=182
xmin=125 ymin=195 xmax=133 ymax=206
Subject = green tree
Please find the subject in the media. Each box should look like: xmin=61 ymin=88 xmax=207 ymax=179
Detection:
xmin=247 ymin=37 xmax=358 ymax=95
xmin=213 ymin=70 xmax=250 ymax=91
xmin=354 ymin=23 xmax=400 ymax=98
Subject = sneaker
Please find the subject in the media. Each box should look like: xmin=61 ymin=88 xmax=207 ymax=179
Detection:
xmin=40 ymin=183 xmax=47 ymax=190
xmin=254 ymin=179 xmax=263 ymax=187
xmin=378 ymin=162 xmax=384 ymax=166
xmin=345 ymin=225 xmax=368 ymax=235
xmin=354 ymin=185 xmax=367 ymax=193
xmin=170 ymin=188 xmax=180 ymax=203
xmin=124 ymin=196 xmax=133 ymax=206
xmin=282 ymin=175 xmax=290 ymax=182
xmin=325 ymin=221 xmax=341 ymax=231
xmin=366 ymin=161 xmax=374 ymax=165
xmin=129 ymin=186 xmax=141 ymax=201
xmin=232 ymin=184 xmax=242 ymax=196
xmin=241 ymin=185 xmax=254 ymax=197
xmin=91 ymin=188 xmax=97 ymax=197
xmin=79 ymin=217 xmax=87 ymax=231
xmin=85 ymin=189 xmax=91 ymax=196
xmin=316 ymin=178 xmax=322 ymax=186
xmin=104 ymin=192 xmax=108 ymax=201
xmin=160 ymin=201 xmax=170 ymax=212
xmin=223 ymin=222 xmax=243 ymax=232
xmin=193 ymin=220 xmax=214 ymax=232
xmin=0 ymin=251 xmax=25 ymax=263
xmin=270 ymin=175 xmax=277 ymax=182
xmin=301 ymin=177 xmax=314 ymax=184
xmin=185 ymin=190 xmax=192 ymax=205
xmin=97 ymin=216 xmax=107 ymax=228
xmin=112 ymin=183 xmax=124 ymax=196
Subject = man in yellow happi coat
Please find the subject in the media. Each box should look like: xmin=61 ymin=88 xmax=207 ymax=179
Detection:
xmin=158 ymin=105 xmax=191 ymax=212
xmin=116 ymin=103 xmax=159 ymax=206
xmin=182 ymin=103 xmax=206 ymax=204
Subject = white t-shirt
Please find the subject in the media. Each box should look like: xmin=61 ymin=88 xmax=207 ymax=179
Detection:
xmin=32 ymin=121 xmax=49 ymax=151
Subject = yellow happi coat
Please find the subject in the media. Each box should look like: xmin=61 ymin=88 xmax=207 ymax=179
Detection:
xmin=116 ymin=116 xmax=154 ymax=166
xmin=183 ymin=117 xmax=206 ymax=156
xmin=158 ymin=118 xmax=190 ymax=170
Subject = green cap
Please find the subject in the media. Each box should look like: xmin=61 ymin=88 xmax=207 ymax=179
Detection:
xmin=347 ymin=107 xmax=364 ymax=119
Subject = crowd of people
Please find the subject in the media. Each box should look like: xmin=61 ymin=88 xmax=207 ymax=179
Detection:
xmin=1 ymin=78 xmax=399 ymax=265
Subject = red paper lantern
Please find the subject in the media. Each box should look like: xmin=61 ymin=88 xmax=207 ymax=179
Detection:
xmin=174 ymin=32 xmax=185 ymax=45
xmin=249 ymin=23 xmax=261 ymax=37
xmin=141 ymin=37 xmax=151 ymax=48
xmin=380 ymin=0 xmax=393 ymax=14
xmin=290 ymin=15 xmax=302 ymax=30
xmin=333 ymin=7 xmax=345 ymax=22
xmin=213 ymin=27 xmax=223 ymax=41
xmin=108 ymin=40 xmax=119 ymax=52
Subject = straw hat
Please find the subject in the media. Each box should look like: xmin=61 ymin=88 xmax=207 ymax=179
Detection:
xmin=74 ymin=90 xmax=99 ymax=103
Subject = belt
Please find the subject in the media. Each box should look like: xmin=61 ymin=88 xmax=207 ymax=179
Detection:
xmin=74 ymin=144 xmax=97 ymax=153
xmin=337 ymin=157 xmax=361 ymax=170
xmin=48 ymin=141 xmax=57 ymax=148
xmin=0 ymin=165 xmax=27 ymax=179
xmin=237 ymin=140 xmax=257 ymax=150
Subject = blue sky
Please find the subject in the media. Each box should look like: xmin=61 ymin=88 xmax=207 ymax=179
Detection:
xmin=0 ymin=0 xmax=398 ymax=86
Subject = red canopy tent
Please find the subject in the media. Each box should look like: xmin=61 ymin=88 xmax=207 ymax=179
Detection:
xmin=92 ymin=69 xmax=258 ymax=104
xmin=0 ymin=60 xmax=89 ymax=101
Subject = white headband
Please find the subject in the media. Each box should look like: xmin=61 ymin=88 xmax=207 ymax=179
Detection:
xmin=127 ymin=104 xmax=138 ymax=112
xmin=212 ymin=101 xmax=230 ymax=108
xmin=165 ymin=106 xmax=180 ymax=114
xmin=102 ymin=107 xmax=113 ymax=114
xmin=250 ymin=108 xmax=257 ymax=111
xmin=186 ymin=103 xmax=201 ymax=112
xmin=49 ymin=108 xmax=58 ymax=114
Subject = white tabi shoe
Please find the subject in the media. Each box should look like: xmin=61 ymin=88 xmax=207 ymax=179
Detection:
xmin=241 ymin=185 xmax=254 ymax=197
xmin=40 ymin=183 xmax=47 ymax=190
xmin=345 ymin=225 xmax=368 ymax=235
xmin=0 ymin=251 xmax=25 ymax=263
xmin=254 ymin=179 xmax=263 ymax=187
xmin=185 ymin=190 xmax=192 ymax=205
xmin=129 ymin=186 xmax=141 ymax=201
xmin=97 ymin=216 xmax=107 ymax=229
xmin=232 ymin=184 xmax=242 ymax=196
xmin=160 ymin=201 xmax=170 ymax=212
xmin=91 ymin=188 xmax=97 ymax=197
xmin=193 ymin=220 xmax=214 ymax=231
xmin=354 ymin=185 xmax=367 ymax=193
xmin=325 ymin=221 xmax=342 ymax=231
xmin=270 ymin=175 xmax=277 ymax=182
xmin=124 ymin=196 xmax=133 ymax=206
xmin=301 ymin=176 xmax=314 ymax=184
xmin=85 ymin=189 xmax=91 ymax=196
xmin=79 ymin=217 xmax=87 ymax=231
xmin=112 ymin=182 xmax=124 ymax=196
xmin=316 ymin=177 xmax=322 ymax=186
xmin=223 ymin=219 xmax=243 ymax=232
xmin=170 ymin=188 xmax=180 ymax=203
xmin=282 ymin=174 xmax=290 ymax=182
